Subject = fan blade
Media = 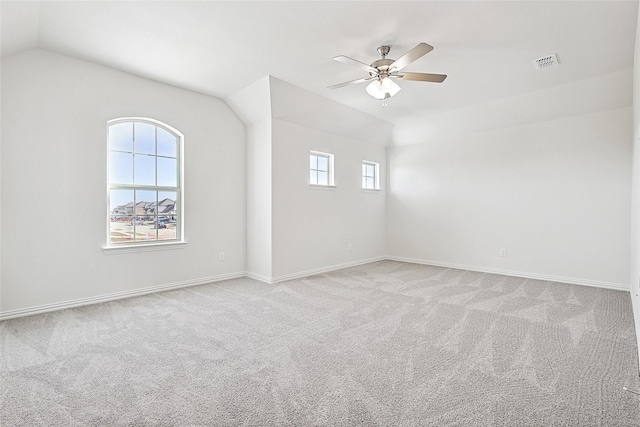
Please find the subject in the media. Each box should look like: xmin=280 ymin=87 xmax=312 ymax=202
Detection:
xmin=334 ymin=55 xmax=378 ymax=74
xmin=395 ymin=72 xmax=447 ymax=83
xmin=389 ymin=43 xmax=434 ymax=72
xmin=328 ymin=76 xmax=375 ymax=89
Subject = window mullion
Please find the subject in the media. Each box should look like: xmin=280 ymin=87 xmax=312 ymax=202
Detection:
xmin=133 ymin=187 xmax=137 ymax=241
xmin=110 ymin=183 xmax=178 ymax=192
xmin=151 ymin=126 xmax=156 ymax=241
xmin=132 ymin=122 xmax=136 ymax=188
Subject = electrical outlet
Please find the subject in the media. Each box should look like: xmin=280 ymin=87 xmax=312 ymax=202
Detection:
xmin=500 ymin=248 xmax=507 ymax=257
xmin=219 ymin=252 xmax=225 ymax=262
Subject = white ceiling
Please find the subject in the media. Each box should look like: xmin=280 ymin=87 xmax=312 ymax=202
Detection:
xmin=2 ymin=1 xmax=638 ymax=142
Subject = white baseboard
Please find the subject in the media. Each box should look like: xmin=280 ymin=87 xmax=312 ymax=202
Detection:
xmin=270 ymin=256 xmax=387 ymax=283
xmin=0 ymin=272 xmax=245 ymax=321
xmin=245 ymin=271 xmax=272 ymax=283
xmin=246 ymin=257 xmax=386 ymax=284
xmin=387 ymin=256 xmax=630 ymax=292
xmin=631 ymin=289 xmax=640 ymax=377
xmin=0 ymin=257 xmax=386 ymax=320
xmin=1 ymin=256 xmax=630 ymax=321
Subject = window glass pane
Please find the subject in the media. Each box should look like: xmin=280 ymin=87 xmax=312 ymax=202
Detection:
xmin=134 ymin=122 xmax=156 ymax=155
xmin=133 ymin=190 xmax=156 ymax=242
xmin=134 ymin=154 xmax=156 ymax=185
xmin=367 ymin=164 xmax=375 ymax=177
xmin=157 ymin=157 xmax=177 ymax=187
xmin=110 ymin=189 xmax=134 ymax=215
xmin=109 ymin=122 xmax=133 ymax=152
xmin=362 ymin=164 xmax=367 ymax=176
xmin=109 ymin=188 xmax=135 ymax=243
xmin=157 ymin=191 xmax=177 ymax=220
xmin=157 ymin=220 xmax=176 ymax=240
xmin=140 ymin=215 xmax=154 ymax=223
xmin=317 ymin=156 xmax=328 ymax=172
xmin=367 ymin=177 xmax=375 ymax=189
xmin=158 ymin=191 xmax=177 ymax=240
xmin=132 ymin=215 xmax=156 ymax=241
xmin=157 ymin=128 xmax=177 ymax=158
xmin=310 ymin=155 xmax=318 ymax=170
xmin=110 ymin=216 xmax=135 ymax=243
xmin=317 ymin=171 xmax=328 ymax=186
xmin=310 ymin=170 xmax=317 ymax=185
xmin=109 ymin=151 xmax=133 ymax=184
xmin=135 ymin=189 xmax=156 ymax=209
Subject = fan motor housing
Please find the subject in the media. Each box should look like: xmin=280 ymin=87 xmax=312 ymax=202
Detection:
xmin=370 ymin=58 xmax=394 ymax=72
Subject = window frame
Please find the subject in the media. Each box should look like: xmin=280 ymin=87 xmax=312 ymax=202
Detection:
xmin=105 ymin=117 xmax=185 ymax=251
xmin=362 ymin=160 xmax=380 ymax=190
xmin=309 ymin=150 xmax=335 ymax=187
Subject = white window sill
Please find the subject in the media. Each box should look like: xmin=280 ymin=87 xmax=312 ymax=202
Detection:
xmin=103 ymin=241 xmax=187 ymax=255
xmin=361 ymin=188 xmax=381 ymax=193
xmin=309 ymin=184 xmax=337 ymax=191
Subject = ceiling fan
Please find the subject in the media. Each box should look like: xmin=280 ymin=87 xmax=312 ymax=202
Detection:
xmin=328 ymin=42 xmax=447 ymax=101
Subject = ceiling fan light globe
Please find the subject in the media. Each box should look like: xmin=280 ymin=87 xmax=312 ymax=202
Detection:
xmin=381 ymin=77 xmax=393 ymax=91
xmin=366 ymin=80 xmax=386 ymax=99
xmin=385 ymin=78 xmax=401 ymax=97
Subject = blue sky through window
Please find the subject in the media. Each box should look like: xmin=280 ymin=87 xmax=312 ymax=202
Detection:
xmin=109 ymin=122 xmax=178 ymax=186
xmin=109 ymin=120 xmax=179 ymax=210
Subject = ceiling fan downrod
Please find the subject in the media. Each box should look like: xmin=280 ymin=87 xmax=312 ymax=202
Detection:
xmin=377 ymin=45 xmax=391 ymax=58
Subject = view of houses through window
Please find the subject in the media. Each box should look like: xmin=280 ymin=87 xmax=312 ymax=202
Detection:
xmin=109 ymin=190 xmax=177 ymax=242
xmin=108 ymin=119 xmax=182 ymax=244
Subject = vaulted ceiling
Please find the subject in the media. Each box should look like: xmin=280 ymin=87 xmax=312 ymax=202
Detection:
xmin=2 ymin=1 xmax=638 ymax=145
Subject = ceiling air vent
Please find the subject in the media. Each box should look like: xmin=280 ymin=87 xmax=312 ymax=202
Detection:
xmin=533 ymin=54 xmax=558 ymax=70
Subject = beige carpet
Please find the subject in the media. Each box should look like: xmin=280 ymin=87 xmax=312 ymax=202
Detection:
xmin=2 ymin=261 xmax=639 ymax=426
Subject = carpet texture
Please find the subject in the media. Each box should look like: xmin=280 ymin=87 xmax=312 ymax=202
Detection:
xmin=1 ymin=261 xmax=639 ymax=426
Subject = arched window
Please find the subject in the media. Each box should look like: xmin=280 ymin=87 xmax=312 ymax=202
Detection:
xmin=107 ymin=118 xmax=183 ymax=245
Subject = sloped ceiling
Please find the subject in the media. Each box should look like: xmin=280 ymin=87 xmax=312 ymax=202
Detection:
xmin=227 ymin=76 xmax=395 ymax=146
xmin=2 ymin=1 xmax=637 ymax=146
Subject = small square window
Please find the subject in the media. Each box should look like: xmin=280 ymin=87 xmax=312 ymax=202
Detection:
xmin=362 ymin=161 xmax=380 ymax=190
xmin=310 ymin=151 xmax=334 ymax=186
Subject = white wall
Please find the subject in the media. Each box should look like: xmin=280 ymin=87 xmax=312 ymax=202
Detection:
xmin=246 ymin=119 xmax=273 ymax=279
xmin=227 ymin=76 xmax=273 ymax=280
xmin=271 ymin=120 xmax=386 ymax=279
xmin=229 ymin=76 xmax=389 ymax=281
xmin=1 ymin=49 xmax=246 ymax=315
xmin=269 ymin=78 xmax=394 ymax=148
xmin=388 ymin=107 xmax=632 ymax=288
xmin=630 ymin=2 xmax=640 ymax=370
xmin=392 ymin=70 xmax=632 ymax=147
